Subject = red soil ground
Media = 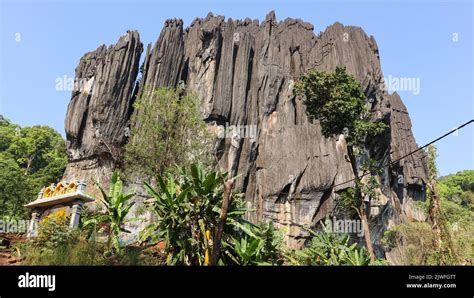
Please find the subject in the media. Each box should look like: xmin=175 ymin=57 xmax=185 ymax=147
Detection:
xmin=0 ymin=234 xmax=26 ymax=265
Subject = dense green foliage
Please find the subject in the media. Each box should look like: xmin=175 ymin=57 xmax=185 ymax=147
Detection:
xmin=293 ymin=66 xmax=386 ymax=144
xmin=0 ymin=116 xmax=67 ymax=218
xmin=438 ymin=170 xmax=474 ymax=210
xmin=224 ymin=221 xmax=286 ymax=266
xmin=141 ymin=163 xmax=248 ymax=265
xmin=295 ymin=220 xmax=380 ymax=266
xmin=438 ymin=170 xmax=474 ymax=264
xmin=124 ymin=87 xmax=214 ymax=179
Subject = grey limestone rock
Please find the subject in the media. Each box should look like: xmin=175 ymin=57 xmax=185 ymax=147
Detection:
xmin=63 ymin=12 xmax=427 ymax=250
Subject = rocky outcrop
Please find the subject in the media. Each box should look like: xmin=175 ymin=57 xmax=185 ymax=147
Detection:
xmin=387 ymin=92 xmax=428 ymax=220
xmin=63 ymin=31 xmax=143 ymax=189
xmin=63 ymin=12 xmax=427 ymax=251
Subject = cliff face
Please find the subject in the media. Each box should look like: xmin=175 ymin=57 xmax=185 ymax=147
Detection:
xmin=64 ymin=31 xmax=143 ymax=188
xmin=63 ymin=12 xmax=427 ymax=250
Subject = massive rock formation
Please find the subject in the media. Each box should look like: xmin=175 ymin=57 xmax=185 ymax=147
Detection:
xmin=64 ymin=31 xmax=143 ymax=189
xmin=63 ymin=12 xmax=428 ymax=252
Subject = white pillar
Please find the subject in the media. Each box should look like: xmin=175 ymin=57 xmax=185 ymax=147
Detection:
xmin=27 ymin=209 xmax=40 ymax=238
xmin=77 ymin=181 xmax=87 ymax=193
xmin=70 ymin=201 xmax=83 ymax=229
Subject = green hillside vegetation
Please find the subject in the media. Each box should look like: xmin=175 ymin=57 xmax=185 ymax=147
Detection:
xmin=382 ymin=166 xmax=473 ymax=265
xmin=0 ymin=116 xmax=67 ymax=219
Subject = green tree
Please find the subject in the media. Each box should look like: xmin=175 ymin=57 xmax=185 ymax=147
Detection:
xmin=0 ymin=116 xmax=67 ymax=218
xmin=438 ymin=170 xmax=474 ymax=208
xmin=0 ymin=153 xmax=31 ymax=217
xmin=124 ymin=87 xmax=215 ymax=180
xmin=294 ymin=66 xmax=387 ymax=260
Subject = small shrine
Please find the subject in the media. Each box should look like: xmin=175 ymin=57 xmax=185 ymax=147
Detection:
xmin=24 ymin=181 xmax=94 ymax=238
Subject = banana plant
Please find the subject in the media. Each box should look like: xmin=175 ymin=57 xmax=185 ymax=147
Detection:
xmin=222 ymin=221 xmax=285 ymax=266
xmin=225 ymin=234 xmax=265 ymax=265
xmin=345 ymin=245 xmax=371 ymax=265
xmin=297 ymin=219 xmax=373 ymax=265
xmin=142 ymin=163 xmax=246 ymax=265
xmin=94 ymin=171 xmax=135 ymax=254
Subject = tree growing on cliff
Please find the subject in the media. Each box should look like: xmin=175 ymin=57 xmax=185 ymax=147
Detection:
xmin=294 ymin=66 xmax=387 ymax=260
xmin=124 ymin=87 xmax=215 ymax=179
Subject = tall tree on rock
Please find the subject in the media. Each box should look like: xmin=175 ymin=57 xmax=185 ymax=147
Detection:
xmin=294 ymin=66 xmax=387 ymax=260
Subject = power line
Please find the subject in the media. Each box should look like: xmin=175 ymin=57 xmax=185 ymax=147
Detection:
xmin=331 ymin=119 xmax=474 ymax=189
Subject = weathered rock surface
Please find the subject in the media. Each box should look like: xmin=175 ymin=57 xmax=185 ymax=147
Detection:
xmin=63 ymin=31 xmax=143 ymax=188
xmin=63 ymin=12 xmax=428 ymax=252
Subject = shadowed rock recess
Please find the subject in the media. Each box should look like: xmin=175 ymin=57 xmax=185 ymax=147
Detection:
xmin=63 ymin=12 xmax=428 ymax=252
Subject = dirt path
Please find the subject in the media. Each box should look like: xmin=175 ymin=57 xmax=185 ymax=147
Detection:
xmin=0 ymin=234 xmax=25 ymax=265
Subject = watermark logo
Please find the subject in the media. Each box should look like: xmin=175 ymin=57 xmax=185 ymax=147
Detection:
xmin=55 ymin=75 xmax=94 ymax=93
xmin=326 ymin=217 xmax=364 ymax=237
xmin=452 ymin=32 xmax=459 ymax=43
xmin=381 ymin=75 xmax=421 ymax=95
xmin=0 ymin=218 xmax=29 ymax=234
xmin=452 ymin=127 xmax=459 ymax=137
xmin=217 ymin=122 xmax=257 ymax=142
xmin=342 ymin=32 xmax=349 ymax=42
xmin=18 ymin=272 xmax=56 ymax=292
xmin=15 ymin=126 xmax=22 ymax=137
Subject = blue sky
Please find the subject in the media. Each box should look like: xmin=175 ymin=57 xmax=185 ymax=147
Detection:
xmin=0 ymin=0 xmax=472 ymax=175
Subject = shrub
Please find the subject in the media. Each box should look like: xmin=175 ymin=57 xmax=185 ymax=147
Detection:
xmin=21 ymin=234 xmax=105 ymax=265
xmin=223 ymin=221 xmax=286 ymax=266
xmin=124 ymin=87 xmax=215 ymax=180
xmin=296 ymin=219 xmax=379 ymax=265
xmin=36 ymin=210 xmax=71 ymax=248
xmin=18 ymin=230 xmax=159 ymax=266
xmin=382 ymin=222 xmax=443 ymax=265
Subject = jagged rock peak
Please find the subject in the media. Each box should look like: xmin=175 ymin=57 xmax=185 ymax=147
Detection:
xmin=63 ymin=12 xmax=427 ymax=251
xmin=63 ymin=30 xmax=143 ymax=186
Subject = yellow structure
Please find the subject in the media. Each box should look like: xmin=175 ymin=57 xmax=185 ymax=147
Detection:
xmin=41 ymin=181 xmax=78 ymax=199
xmin=24 ymin=180 xmax=93 ymax=238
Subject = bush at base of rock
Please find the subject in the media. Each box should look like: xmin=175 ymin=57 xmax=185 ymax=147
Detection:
xmin=36 ymin=210 xmax=72 ymax=248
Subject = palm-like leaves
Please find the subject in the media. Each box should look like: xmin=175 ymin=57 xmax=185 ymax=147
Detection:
xmin=142 ymin=163 xmax=288 ymax=266
xmin=223 ymin=221 xmax=285 ymax=266
xmin=225 ymin=234 xmax=264 ymax=265
xmin=143 ymin=163 xmax=245 ymax=265
xmin=94 ymin=171 xmax=135 ymax=253
xmin=297 ymin=221 xmax=372 ymax=265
